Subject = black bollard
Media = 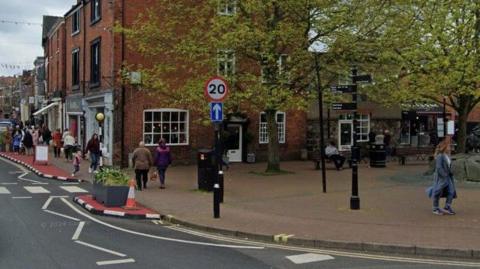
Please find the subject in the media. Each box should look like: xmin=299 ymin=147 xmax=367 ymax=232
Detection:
xmin=218 ymin=170 xmax=224 ymax=203
xmin=213 ymin=183 xmax=220 ymax=218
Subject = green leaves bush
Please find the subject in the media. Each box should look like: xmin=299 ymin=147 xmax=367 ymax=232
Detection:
xmin=94 ymin=168 xmax=130 ymax=186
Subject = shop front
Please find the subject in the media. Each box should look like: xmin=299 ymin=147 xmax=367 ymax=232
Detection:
xmin=65 ymin=95 xmax=84 ymax=148
xmin=83 ymin=92 xmax=114 ymax=166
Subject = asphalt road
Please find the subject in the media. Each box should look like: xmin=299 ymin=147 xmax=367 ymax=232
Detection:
xmin=0 ymin=157 xmax=478 ymax=269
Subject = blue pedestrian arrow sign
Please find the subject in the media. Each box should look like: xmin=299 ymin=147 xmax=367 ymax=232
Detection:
xmin=210 ymin=102 xmax=223 ymax=122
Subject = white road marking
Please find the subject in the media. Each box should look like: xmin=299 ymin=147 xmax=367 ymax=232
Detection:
xmin=61 ymin=198 xmax=264 ymax=250
xmin=24 ymin=186 xmax=50 ymax=194
xmin=44 ymin=209 xmax=80 ymax=222
xmin=286 ymin=253 xmax=334 ymax=264
xmin=0 ymin=187 xmax=11 ymax=194
xmin=75 ymin=240 xmax=127 ymax=257
xmin=0 ymin=182 xmax=17 ymax=185
xmin=60 ymin=186 xmax=88 ymax=193
xmin=62 ymin=182 xmax=79 ymax=185
xmin=151 ymin=220 xmax=163 ymax=225
xmin=42 ymin=197 xmax=53 ymax=209
xmin=72 ymin=221 xmax=86 ymax=240
xmin=19 ymin=176 xmax=48 ymax=185
xmin=8 ymin=171 xmax=23 ymax=174
xmin=12 ymin=196 xmax=32 ymax=199
xmin=96 ymin=258 xmax=135 ymax=266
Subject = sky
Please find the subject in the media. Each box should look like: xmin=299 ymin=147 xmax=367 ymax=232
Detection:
xmin=0 ymin=0 xmax=74 ymax=77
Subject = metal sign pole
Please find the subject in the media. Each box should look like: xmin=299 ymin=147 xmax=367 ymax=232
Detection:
xmin=350 ymin=67 xmax=360 ymax=210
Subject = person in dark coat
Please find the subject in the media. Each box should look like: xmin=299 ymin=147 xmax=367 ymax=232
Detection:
xmin=86 ymin=133 xmax=101 ymax=173
xmin=23 ymin=128 xmax=34 ymax=155
xmin=154 ymin=139 xmax=172 ymax=189
xmin=132 ymin=141 xmax=153 ymax=191
xmin=426 ymin=137 xmax=457 ymax=215
xmin=42 ymin=126 xmax=52 ymax=146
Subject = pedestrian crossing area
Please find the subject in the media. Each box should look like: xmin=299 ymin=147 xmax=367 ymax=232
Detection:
xmin=0 ymin=185 xmax=89 ymax=196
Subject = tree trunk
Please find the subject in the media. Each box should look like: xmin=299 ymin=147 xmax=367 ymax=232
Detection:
xmin=456 ymin=106 xmax=469 ymax=153
xmin=266 ymin=109 xmax=280 ymax=172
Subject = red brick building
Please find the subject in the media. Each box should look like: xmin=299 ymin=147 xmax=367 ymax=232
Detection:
xmin=42 ymin=0 xmax=308 ymax=166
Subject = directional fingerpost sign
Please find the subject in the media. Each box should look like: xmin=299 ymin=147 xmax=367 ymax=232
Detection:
xmin=332 ymin=102 xmax=357 ymax=111
xmin=210 ymin=102 xmax=223 ymax=122
xmin=353 ymin=74 xmax=372 ymax=83
xmin=205 ymin=77 xmax=229 ymax=102
xmin=331 ymin=84 xmax=357 ymax=93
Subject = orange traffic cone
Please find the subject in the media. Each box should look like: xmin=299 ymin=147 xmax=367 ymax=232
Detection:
xmin=124 ymin=179 xmax=137 ymax=209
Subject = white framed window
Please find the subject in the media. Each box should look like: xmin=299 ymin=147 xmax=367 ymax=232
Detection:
xmin=217 ymin=50 xmax=235 ymax=77
xmin=356 ymin=114 xmax=370 ymax=142
xmin=261 ymin=54 xmax=289 ymax=83
xmin=338 ymin=114 xmax=370 ymax=143
xmin=218 ymin=0 xmax=236 ymax=15
xmin=72 ymin=10 xmax=80 ymax=35
xmin=259 ymin=112 xmax=286 ymax=144
xmin=143 ymin=109 xmax=189 ymax=146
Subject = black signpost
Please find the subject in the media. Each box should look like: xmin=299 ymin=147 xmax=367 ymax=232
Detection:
xmin=331 ymin=68 xmax=372 ymax=210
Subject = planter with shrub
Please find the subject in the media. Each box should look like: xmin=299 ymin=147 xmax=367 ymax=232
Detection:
xmin=93 ymin=168 xmax=130 ymax=207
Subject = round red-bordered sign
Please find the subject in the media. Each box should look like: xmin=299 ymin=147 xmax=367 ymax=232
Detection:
xmin=204 ymin=76 xmax=229 ymax=102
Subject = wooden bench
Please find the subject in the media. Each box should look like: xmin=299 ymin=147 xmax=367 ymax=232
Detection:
xmin=394 ymin=146 xmax=435 ymax=165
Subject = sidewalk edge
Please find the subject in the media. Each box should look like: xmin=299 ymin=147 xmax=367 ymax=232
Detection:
xmin=0 ymin=153 xmax=81 ymax=183
xmin=162 ymin=215 xmax=478 ymax=260
xmin=73 ymin=196 xmax=161 ymax=220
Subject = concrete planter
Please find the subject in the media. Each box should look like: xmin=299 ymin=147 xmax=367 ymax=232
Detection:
xmin=93 ymin=182 xmax=129 ymax=207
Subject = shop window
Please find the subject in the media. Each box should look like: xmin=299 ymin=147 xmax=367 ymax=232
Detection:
xmin=143 ymin=109 xmax=189 ymax=146
xmin=218 ymin=0 xmax=236 ymax=15
xmin=338 ymin=114 xmax=370 ymax=144
xmin=259 ymin=112 xmax=286 ymax=144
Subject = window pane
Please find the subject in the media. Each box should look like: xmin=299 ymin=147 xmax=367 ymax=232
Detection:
xmin=276 ymin=113 xmax=284 ymax=123
xmin=171 ymin=112 xmax=179 ymax=122
xmin=162 ymin=134 xmax=170 ymax=144
xmin=179 ymin=122 xmax=186 ymax=132
xmin=179 ymin=112 xmax=186 ymax=121
xmin=171 ymin=123 xmax=179 ymax=132
xmin=260 ymin=113 xmax=267 ymax=122
xmin=153 ymin=112 xmax=161 ymax=122
xmin=171 ymin=133 xmax=179 ymax=144
xmin=179 ymin=133 xmax=187 ymax=144
xmin=153 ymin=123 xmax=161 ymax=133
xmin=162 ymin=112 xmax=170 ymax=122
xmin=144 ymin=134 xmax=152 ymax=145
xmin=144 ymin=123 xmax=152 ymax=133
xmin=153 ymin=134 xmax=162 ymax=144
xmin=145 ymin=111 xmax=152 ymax=122
xmin=162 ymin=122 xmax=170 ymax=133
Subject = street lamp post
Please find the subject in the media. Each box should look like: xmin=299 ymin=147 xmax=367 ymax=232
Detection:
xmin=95 ymin=112 xmax=105 ymax=143
xmin=314 ymin=54 xmax=327 ymax=193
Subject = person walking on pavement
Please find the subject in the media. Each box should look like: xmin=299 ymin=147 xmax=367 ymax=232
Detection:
xmin=63 ymin=131 xmax=76 ymax=161
xmin=86 ymin=133 xmax=101 ymax=173
xmin=154 ymin=138 xmax=172 ymax=189
xmin=31 ymin=126 xmax=39 ymax=147
xmin=132 ymin=141 xmax=153 ymax=191
xmin=42 ymin=126 xmax=52 ymax=146
xmin=52 ymin=129 xmax=62 ymax=158
xmin=427 ymin=137 xmax=457 ymax=215
xmin=23 ymin=128 xmax=34 ymax=155
xmin=4 ymin=127 xmax=12 ymax=152
xmin=325 ymin=141 xmax=346 ymax=170
xmin=72 ymin=150 xmax=82 ymax=177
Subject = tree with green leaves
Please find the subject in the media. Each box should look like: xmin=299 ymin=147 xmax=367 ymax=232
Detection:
xmin=364 ymin=1 xmax=480 ymax=153
xmin=121 ymin=0 xmax=386 ymax=172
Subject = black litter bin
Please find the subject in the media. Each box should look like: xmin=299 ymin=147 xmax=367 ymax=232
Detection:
xmin=369 ymin=144 xmax=386 ymax=168
xmin=197 ymin=149 xmax=218 ymax=191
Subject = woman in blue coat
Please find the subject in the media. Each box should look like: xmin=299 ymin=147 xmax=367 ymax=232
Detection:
xmin=427 ymin=137 xmax=457 ymax=215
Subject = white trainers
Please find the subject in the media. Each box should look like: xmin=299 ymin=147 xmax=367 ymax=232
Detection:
xmin=88 ymin=167 xmax=92 ymax=173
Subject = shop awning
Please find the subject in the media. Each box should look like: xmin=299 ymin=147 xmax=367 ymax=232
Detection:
xmin=33 ymin=102 xmax=59 ymax=116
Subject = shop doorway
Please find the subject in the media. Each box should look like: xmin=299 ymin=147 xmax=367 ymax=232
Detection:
xmin=225 ymin=124 xmax=243 ymax=162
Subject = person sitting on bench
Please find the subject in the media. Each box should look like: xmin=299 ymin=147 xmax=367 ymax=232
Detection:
xmin=325 ymin=141 xmax=346 ymax=170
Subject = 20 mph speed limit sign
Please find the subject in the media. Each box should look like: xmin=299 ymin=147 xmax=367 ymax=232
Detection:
xmin=205 ymin=77 xmax=229 ymax=102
